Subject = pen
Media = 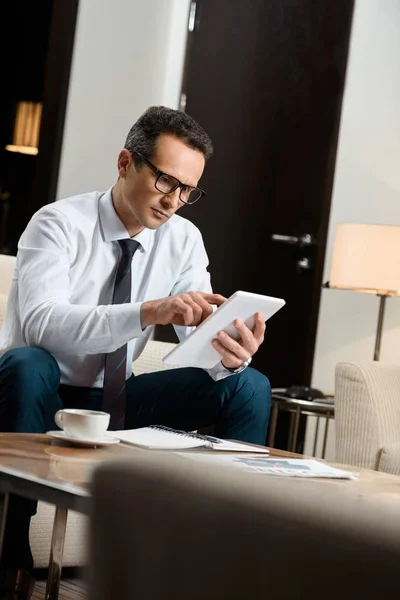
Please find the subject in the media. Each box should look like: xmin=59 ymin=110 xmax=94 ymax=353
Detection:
xmin=197 ymin=433 xmax=221 ymax=444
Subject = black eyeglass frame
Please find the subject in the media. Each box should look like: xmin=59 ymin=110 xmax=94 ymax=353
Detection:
xmin=133 ymin=151 xmax=206 ymax=205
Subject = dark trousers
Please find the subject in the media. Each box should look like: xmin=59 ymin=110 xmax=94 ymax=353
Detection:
xmin=0 ymin=347 xmax=271 ymax=570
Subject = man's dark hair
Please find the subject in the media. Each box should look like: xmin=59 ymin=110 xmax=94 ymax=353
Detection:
xmin=124 ymin=106 xmax=213 ymax=164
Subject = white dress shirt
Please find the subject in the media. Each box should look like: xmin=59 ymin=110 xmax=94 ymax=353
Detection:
xmin=0 ymin=189 xmax=232 ymax=387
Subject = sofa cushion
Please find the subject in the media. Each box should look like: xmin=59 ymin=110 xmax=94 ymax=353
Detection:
xmin=378 ymin=443 xmax=400 ymax=476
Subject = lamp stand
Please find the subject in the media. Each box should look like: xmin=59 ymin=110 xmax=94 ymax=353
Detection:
xmin=374 ymin=295 xmax=388 ymax=361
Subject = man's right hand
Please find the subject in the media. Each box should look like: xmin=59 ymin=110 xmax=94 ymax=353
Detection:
xmin=140 ymin=292 xmax=226 ymax=329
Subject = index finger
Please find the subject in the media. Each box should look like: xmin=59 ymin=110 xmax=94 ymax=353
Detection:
xmin=201 ymin=293 xmax=227 ymax=306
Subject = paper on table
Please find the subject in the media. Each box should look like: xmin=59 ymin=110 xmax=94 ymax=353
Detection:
xmin=179 ymin=455 xmax=358 ymax=479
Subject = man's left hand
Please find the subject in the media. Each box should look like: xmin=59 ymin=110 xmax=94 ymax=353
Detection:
xmin=211 ymin=312 xmax=265 ymax=371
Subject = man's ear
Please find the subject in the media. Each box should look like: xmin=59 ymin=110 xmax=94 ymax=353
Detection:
xmin=117 ymin=149 xmax=132 ymax=179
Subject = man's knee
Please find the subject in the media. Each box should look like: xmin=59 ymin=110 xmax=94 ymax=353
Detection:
xmin=236 ymin=367 xmax=271 ymax=420
xmin=0 ymin=347 xmax=60 ymax=393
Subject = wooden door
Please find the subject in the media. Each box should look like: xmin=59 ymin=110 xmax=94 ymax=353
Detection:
xmin=178 ymin=0 xmax=354 ymax=388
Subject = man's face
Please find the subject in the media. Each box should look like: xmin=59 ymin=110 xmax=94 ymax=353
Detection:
xmin=116 ymin=134 xmax=205 ymax=232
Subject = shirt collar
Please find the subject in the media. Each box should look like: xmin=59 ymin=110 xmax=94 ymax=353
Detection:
xmin=99 ymin=188 xmax=151 ymax=251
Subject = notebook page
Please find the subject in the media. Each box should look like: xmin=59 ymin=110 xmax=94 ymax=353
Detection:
xmin=113 ymin=427 xmax=207 ymax=450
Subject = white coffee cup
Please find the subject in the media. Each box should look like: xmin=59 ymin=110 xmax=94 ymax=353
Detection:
xmin=55 ymin=409 xmax=110 ymax=440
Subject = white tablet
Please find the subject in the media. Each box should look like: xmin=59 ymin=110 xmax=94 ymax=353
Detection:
xmin=162 ymin=290 xmax=285 ymax=369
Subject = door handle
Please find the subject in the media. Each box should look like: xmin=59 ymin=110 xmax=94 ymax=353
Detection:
xmin=271 ymin=233 xmax=317 ymax=248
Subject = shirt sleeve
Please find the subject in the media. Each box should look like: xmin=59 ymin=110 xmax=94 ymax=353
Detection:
xmin=170 ymin=226 xmax=234 ymax=381
xmin=18 ymin=208 xmax=145 ymax=354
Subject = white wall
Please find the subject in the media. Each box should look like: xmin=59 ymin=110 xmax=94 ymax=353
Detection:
xmin=306 ymin=0 xmax=400 ymax=459
xmin=57 ymin=0 xmax=190 ymax=199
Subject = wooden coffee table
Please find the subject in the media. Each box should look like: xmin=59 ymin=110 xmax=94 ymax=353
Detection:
xmin=0 ymin=434 xmax=399 ymax=599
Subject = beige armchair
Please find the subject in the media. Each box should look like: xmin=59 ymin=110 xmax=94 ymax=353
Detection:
xmin=0 ymin=253 xmax=177 ymax=567
xmin=335 ymin=362 xmax=400 ymax=476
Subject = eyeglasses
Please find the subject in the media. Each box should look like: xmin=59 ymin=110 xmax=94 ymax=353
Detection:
xmin=133 ymin=151 xmax=206 ymax=205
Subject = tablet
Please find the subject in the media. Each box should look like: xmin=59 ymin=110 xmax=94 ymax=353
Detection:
xmin=162 ymin=290 xmax=285 ymax=369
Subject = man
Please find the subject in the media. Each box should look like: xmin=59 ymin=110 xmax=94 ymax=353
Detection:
xmin=0 ymin=106 xmax=270 ymax=598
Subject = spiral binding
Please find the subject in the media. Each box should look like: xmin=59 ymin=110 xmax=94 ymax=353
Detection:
xmin=149 ymin=424 xmax=220 ymax=444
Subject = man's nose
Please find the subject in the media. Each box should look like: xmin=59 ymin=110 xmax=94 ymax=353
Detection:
xmin=161 ymin=188 xmax=181 ymax=210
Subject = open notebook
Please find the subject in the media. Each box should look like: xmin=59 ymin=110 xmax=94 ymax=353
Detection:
xmin=112 ymin=425 xmax=269 ymax=453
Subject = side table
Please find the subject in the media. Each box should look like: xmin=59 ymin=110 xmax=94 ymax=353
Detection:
xmin=268 ymin=390 xmax=335 ymax=458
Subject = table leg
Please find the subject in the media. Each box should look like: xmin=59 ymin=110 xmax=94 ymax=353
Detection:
xmin=267 ymin=401 xmax=279 ymax=447
xmin=321 ymin=413 xmax=331 ymax=460
xmin=313 ymin=417 xmax=320 ymax=457
xmin=45 ymin=506 xmax=68 ymax=600
xmin=0 ymin=493 xmax=9 ymax=562
xmin=287 ymin=411 xmax=295 ymax=451
xmin=291 ymin=407 xmax=301 ymax=453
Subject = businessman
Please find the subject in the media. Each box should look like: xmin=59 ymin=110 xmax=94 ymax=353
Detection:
xmin=0 ymin=106 xmax=270 ymax=598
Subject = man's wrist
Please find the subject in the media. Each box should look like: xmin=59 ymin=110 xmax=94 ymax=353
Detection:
xmin=222 ymin=357 xmax=252 ymax=374
xmin=140 ymin=301 xmax=156 ymax=329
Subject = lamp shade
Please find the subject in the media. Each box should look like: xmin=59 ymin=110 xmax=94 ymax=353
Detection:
xmin=329 ymin=223 xmax=400 ymax=296
xmin=5 ymin=101 xmax=42 ymax=156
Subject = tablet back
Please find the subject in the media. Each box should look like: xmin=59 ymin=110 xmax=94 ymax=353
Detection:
xmin=162 ymin=291 xmax=285 ymax=369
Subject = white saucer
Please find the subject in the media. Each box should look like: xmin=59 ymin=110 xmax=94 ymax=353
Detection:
xmin=46 ymin=430 xmax=120 ymax=447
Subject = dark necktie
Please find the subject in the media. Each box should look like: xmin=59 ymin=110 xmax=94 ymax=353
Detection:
xmin=102 ymin=239 xmax=140 ymax=429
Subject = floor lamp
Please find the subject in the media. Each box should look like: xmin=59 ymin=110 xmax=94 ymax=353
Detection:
xmin=326 ymin=223 xmax=400 ymax=361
